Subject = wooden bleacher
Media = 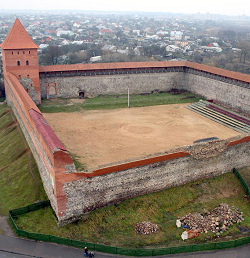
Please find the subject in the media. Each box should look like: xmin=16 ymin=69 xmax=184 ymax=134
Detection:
xmin=186 ymin=100 xmax=250 ymax=134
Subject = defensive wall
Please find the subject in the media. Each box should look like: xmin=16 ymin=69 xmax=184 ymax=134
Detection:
xmin=3 ymin=61 xmax=250 ymax=224
xmin=39 ymin=61 xmax=250 ymax=115
xmin=62 ymin=136 xmax=250 ymax=223
xmin=3 ymin=72 xmax=83 ymax=221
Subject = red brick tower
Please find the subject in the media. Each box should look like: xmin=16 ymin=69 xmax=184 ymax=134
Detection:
xmin=0 ymin=18 xmax=41 ymax=104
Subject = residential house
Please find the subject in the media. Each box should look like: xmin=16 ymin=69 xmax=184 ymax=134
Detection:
xmin=57 ymin=30 xmax=73 ymax=37
xmin=166 ymin=45 xmax=180 ymax=52
xmin=170 ymin=31 xmax=183 ymax=41
xmin=99 ymin=29 xmax=112 ymax=36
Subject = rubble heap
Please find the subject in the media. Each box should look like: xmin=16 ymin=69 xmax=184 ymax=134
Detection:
xmin=134 ymin=221 xmax=159 ymax=235
xmin=179 ymin=203 xmax=244 ymax=233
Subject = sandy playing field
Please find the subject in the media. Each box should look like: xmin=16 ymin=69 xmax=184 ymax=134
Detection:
xmin=43 ymin=104 xmax=239 ymax=169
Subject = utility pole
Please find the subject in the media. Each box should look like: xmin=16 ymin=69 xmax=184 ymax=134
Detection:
xmin=128 ymin=87 xmax=130 ymax=108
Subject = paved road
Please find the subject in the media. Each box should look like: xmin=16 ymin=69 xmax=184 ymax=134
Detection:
xmin=0 ymin=235 xmax=250 ymax=258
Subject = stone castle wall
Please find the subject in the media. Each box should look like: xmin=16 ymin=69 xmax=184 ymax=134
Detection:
xmin=4 ymin=74 xmax=57 ymax=210
xmin=60 ymin=136 xmax=250 ymax=223
xmin=39 ymin=72 xmax=186 ymax=99
xmin=4 ymin=62 xmax=250 ymax=224
xmin=19 ymin=77 xmax=40 ymax=103
xmin=184 ymin=73 xmax=250 ymax=115
xmin=4 ymin=73 xmax=78 ymax=222
xmin=39 ymin=69 xmax=250 ymax=115
xmin=37 ymin=65 xmax=250 ymax=224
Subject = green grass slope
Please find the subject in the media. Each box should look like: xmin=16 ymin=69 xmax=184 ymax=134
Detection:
xmin=238 ymin=167 xmax=250 ymax=188
xmin=0 ymin=105 xmax=47 ymax=216
xmin=15 ymin=172 xmax=250 ymax=248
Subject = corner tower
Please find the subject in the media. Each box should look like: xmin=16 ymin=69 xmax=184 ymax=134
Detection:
xmin=0 ymin=18 xmax=41 ymax=104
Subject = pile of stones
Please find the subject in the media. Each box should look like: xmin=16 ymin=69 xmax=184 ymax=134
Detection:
xmin=178 ymin=203 xmax=244 ymax=233
xmin=134 ymin=221 xmax=159 ymax=235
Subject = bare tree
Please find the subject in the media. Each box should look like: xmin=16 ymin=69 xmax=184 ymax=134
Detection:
xmin=238 ymin=41 xmax=250 ymax=63
xmin=39 ymin=45 xmax=61 ymax=65
xmin=68 ymin=52 xmax=88 ymax=64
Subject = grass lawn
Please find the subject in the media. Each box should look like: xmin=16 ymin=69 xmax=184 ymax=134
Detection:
xmin=238 ymin=167 xmax=250 ymax=188
xmin=0 ymin=104 xmax=47 ymax=216
xmin=39 ymin=91 xmax=205 ymax=113
xmin=14 ymin=172 xmax=250 ymax=248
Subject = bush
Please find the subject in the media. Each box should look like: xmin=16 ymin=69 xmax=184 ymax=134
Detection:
xmin=0 ymin=79 xmax=5 ymax=98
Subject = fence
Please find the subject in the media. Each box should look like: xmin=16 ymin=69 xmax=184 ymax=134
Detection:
xmin=8 ymin=169 xmax=250 ymax=256
xmin=233 ymin=168 xmax=250 ymax=197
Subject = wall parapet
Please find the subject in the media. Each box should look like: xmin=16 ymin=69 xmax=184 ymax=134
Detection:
xmin=84 ymin=134 xmax=250 ymax=176
xmin=4 ymin=72 xmax=75 ymax=221
xmin=57 ymin=134 xmax=250 ymax=223
xmin=39 ymin=61 xmax=250 ymax=90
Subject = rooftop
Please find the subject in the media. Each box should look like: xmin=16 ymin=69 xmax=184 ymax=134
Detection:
xmin=0 ymin=18 xmax=39 ymax=50
xmin=29 ymin=110 xmax=66 ymax=153
xmin=39 ymin=61 xmax=250 ymax=84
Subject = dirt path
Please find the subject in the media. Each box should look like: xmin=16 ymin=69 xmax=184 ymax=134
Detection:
xmin=44 ymin=104 xmax=239 ymax=169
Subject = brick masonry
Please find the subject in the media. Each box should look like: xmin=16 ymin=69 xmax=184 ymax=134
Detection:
xmin=2 ymin=49 xmax=41 ymax=104
xmin=4 ymin=73 xmax=81 ymax=221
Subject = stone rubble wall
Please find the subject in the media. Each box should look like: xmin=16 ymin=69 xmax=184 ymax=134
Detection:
xmin=60 ymin=136 xmax=250 ymax=223
xmin=40 ymin=71 xmax=250 ymax=116
xmin=38 ymin=68 xmax=250 ymax=224
xmin=18 ymin=77 xmax=39 ymax=104
xmin=184 ymin=73 xmax=250 ymax=115
xmin=40 ymin=72 xmax=186 ymax=99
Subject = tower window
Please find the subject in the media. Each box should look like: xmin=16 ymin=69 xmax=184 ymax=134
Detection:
xmin=23 ymin=51 xmax=25 ymax=54
xmin=17 ymin=61 xmax=20 ymax=66
xmin=12 ymin=52 xmax=13 ymax=55
xmin=29 ymin=51 xmax=31 ymax=54
xmin=26 ymin=60 xmax=29 ymax=66
xmin=17 ymin=51 xmax=19 ymax=55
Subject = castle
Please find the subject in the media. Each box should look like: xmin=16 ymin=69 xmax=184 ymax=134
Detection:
xmin=1 ymin=19 xmax=250 ymax=225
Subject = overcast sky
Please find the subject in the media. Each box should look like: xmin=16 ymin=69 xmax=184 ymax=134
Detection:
xmin=1 ymin=0 xmax=249 ymax=16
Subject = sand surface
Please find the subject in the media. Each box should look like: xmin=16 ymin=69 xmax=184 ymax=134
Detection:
xmin=43 ymin=104 xmax=239 ymax=169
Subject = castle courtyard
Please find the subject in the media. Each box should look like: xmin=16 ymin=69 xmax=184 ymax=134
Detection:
xmin=43 ymin=103 xmax=239 ymax=169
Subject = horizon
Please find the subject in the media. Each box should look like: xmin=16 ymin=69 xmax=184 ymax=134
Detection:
xmin=0 ymin=0 xmax=249 ymax=17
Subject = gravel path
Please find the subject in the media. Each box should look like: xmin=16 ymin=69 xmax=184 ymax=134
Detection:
xmin=0 ymin=216 xmax=15 ymax=237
